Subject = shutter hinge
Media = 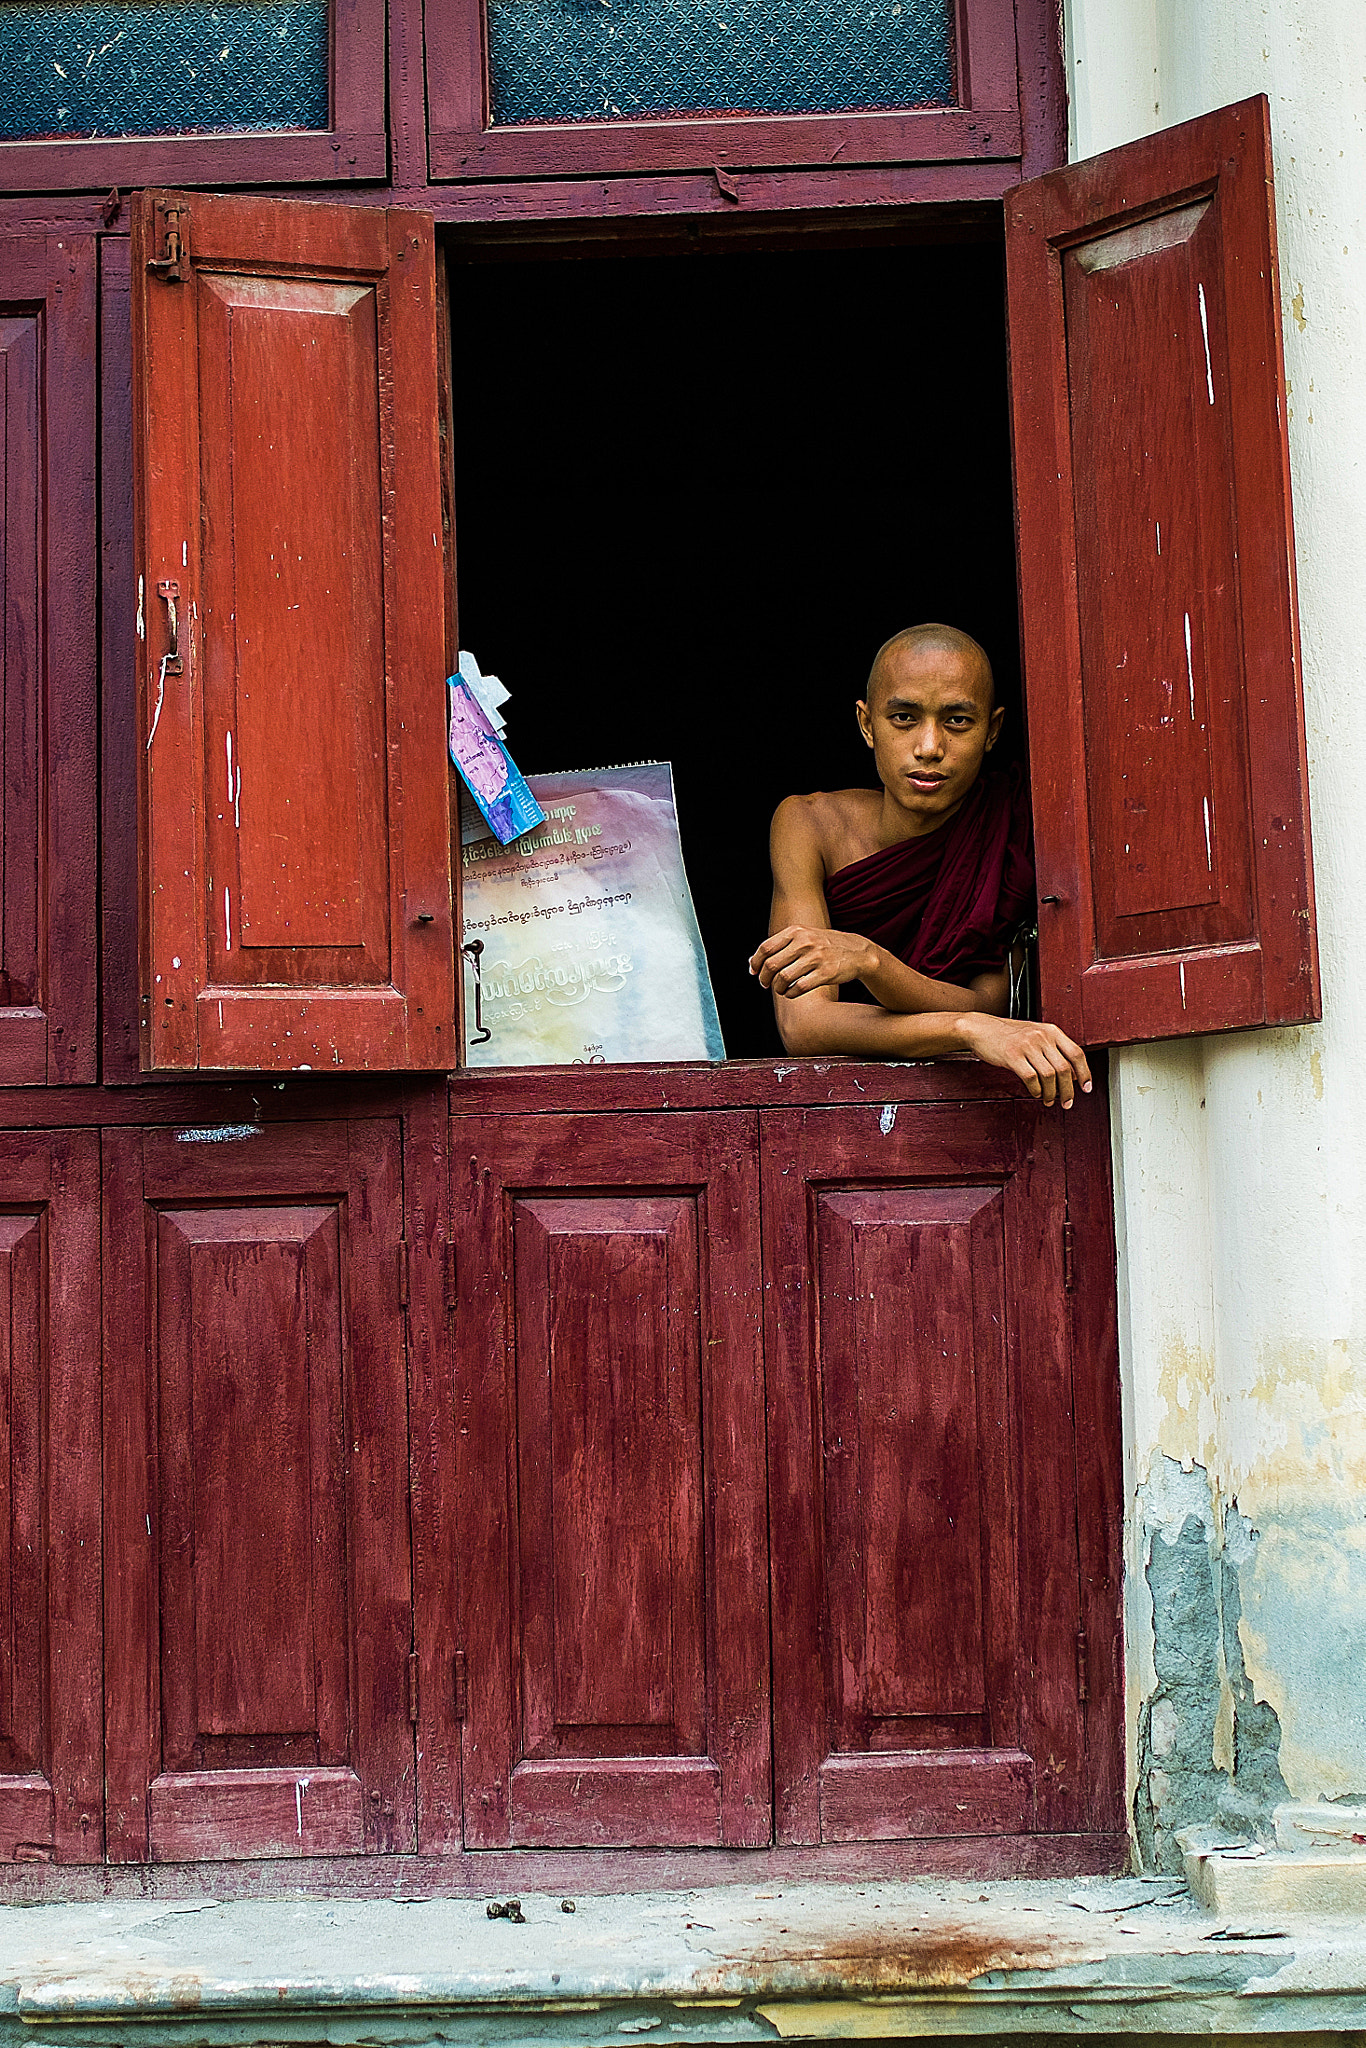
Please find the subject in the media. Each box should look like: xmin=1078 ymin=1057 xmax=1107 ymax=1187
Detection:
xmin=397 ymin=1241 xmax=409 ymax=1307
xmin=1062 ymin=1219 xmax=1077 ymax=1293
xmin=453 ymin=1649 xmax=468 ymax=1721
xmin=443 ymin=1238 xmax=457 ymax=1312
xmin=408 ymin=1650 xmax=420 ymax=1725
xmin=1076 ymin=1629 xmax=1089 ymax=1704
xmin=147 ymin=206 xmax=186 ymax=283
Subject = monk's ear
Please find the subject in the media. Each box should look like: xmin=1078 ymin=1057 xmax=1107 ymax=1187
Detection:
xmin=856 ymin=698 xmax=875 ymax=749
xmin=984 ymin=703 xmax=1006 ymax=752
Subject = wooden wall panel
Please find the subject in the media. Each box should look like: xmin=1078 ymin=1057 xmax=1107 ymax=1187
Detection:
xmin=450 ymin=1111 xmax=768 ymax=1851
xmin=102 ymin=1120 xmax=415 ymax=1862
xmin=763 ymin=1100 xmax=1083 ymax=1848
xmin=515 ymin=1196 xmax=707 ymax=1767
xmin=0 ymin=1133 xmax=101 ymax=1862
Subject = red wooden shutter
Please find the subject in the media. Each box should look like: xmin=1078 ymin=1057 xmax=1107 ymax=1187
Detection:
xmin=1007 ymin=95 xmax=1319 ymax=1046
xmin=0 ymin=239 xmax=97 ymax=1083
xmin=131 ymin=192 xmax=454 ymax=1072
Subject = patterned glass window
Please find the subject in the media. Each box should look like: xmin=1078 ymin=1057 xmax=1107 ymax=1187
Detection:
xmin=0 ymin=1 xmax=328 ymax=139
xmin=486 ymin=0 xmax=954 ymax=125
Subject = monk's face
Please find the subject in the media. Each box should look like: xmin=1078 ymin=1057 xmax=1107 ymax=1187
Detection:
xmin=856 ymin=641 xmax=1004 ymax=836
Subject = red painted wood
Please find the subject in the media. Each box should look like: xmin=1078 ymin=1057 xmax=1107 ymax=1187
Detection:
xmin=1012 ymin=0 xmax=1068 ymax=180
xmin=1007 ymin=95 xmax=1318 ymax=1045
xmin=1063 ymin=1064 xmax=1126 ymax=1836
xmin=102 ymin=1120 xmax=415 ymax=1860
xmin=0 ymin=1829 xmax=1129 ymax=1899
xmin=763 ymin=1101 xmax=1085 ymax=1850
xmin=404 ymin=1086 xmax=463 ymax=1853
xmin=509 ymin=1760 xmax=722 ymax=1849
xmin=0 ymin=1133 xmax=101 ymax=1862
xmin=451 ymin=1112 xmax=768 ymax=1850
xmin=150 ymin=1768 xmax=364 ymax=1861
xmin=516 ymin=1196 xmax=706 ymax=1766
xmin=0 ymin=238 xmax=97 ymax=1085
xmin=425 ymin=0 xmax=1020 ymax=183
xmin=431 ymin=108 xmax=1022 ymax=182
xmin=100 ymin=238 xmax=142 ymax=1085
xmin=131 ymin=191 xmax=453 ymax=1072
xmin=0 ymin=0 xmax=385 ymax=195
xmin=817 ymin=1185 xmax=1014 ymax=1739
xmin=450 ymin=1057 xmax=1031 ymax=1117
xmin=820 ymin=1748 xmax=1033 ymax=1842
xmin=155 ymin=1207 xmax=350 ymax=1770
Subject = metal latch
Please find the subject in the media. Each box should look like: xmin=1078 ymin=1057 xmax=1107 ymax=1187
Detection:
xmin=156 ymin=579 xmax=182 ymax=677
xmin=147 ymin=207 xmax=185 ymax=283
xmin=462 ymin=939 xmax=491 ymax=1045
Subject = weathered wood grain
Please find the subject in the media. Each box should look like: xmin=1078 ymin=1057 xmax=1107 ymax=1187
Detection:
xmin=452 ymin=1112 xmax=768 ymax=1850
xmin=0 ymin=1133 xmax=101 ymax=1862
xmin=132 ymin=192 xmax=453 ymax=1071
xmin=1007 ymin=95 xmax=1319 ymax=1044
xmin=762 ymin=1101 xmax=1084 ymax=1848
xmin=103 ymin=1120 xmax=415 ymax=1861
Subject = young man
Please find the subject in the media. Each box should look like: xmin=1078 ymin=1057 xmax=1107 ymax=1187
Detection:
xmin=748 ymin=623 xmax=1092 ymax=1108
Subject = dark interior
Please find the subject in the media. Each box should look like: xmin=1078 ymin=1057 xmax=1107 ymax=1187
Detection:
xmin=448 ymin=234 xmax=1022 ymax=1058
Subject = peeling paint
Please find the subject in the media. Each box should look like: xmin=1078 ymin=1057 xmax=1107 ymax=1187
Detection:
xmin=1134 ymin=1458 xmax=1287 ymax=1872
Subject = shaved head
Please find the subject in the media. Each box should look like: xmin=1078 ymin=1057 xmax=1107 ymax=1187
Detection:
xmin=866 ymin=624 xmax=994 ymax=711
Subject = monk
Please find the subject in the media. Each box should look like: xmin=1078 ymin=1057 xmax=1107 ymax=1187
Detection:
xmin=748 ymin=624 xmax=1092 ymax=1107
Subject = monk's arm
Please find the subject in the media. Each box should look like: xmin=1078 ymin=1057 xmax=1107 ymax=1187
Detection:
xmin=773 ymin=996 xmax=1089 ymax=1106
xmin=752 ymin=801 xmax=1089 ymax=1105
xmin=750 ymin=798 xmax=1007 ymax=1015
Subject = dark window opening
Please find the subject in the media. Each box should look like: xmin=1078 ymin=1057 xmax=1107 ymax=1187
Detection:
xmin=450 ymin=234 xmax=1022 ymax=1060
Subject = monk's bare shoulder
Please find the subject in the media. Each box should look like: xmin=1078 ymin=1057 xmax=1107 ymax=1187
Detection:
xmin=771 ymin=789 xmax=882 ymax=878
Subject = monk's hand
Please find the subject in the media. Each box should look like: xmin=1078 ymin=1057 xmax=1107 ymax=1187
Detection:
xmin=955 ymin=1012 xmax=1093 ymax=1108
xmin=749 ymin=925 xmax=877 ymax=998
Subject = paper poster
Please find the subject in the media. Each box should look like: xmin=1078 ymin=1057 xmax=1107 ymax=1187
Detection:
xmin=461 ymin=763 xmax=725 ymax=1067
xmin=447 ymin=676 xmax=545 ymax=846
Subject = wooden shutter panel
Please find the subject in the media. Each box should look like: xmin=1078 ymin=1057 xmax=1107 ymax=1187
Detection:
xmin=131 ymin=192 xmax=454 ymax=1072
xmin=0 ymin=238 xmax=96 ymax=1083
xmin=1006 ymin=95 xmax=1319 ymax=1046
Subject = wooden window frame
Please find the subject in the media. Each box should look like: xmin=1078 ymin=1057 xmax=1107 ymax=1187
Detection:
xmin=426 ymin=0 xmax=1021 ymax=183
xmin=0 ymin=0 xmax=385 ymax=194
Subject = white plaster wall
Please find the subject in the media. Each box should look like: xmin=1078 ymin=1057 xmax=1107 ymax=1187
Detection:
xmin=1063 ymin=0 xmax=1366 ymax=1809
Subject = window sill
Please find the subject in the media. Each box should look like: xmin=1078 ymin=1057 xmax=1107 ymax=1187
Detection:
xmin=0 ymin=125 xmax=385 ymax=194
xmin=9 ymin=1866 xmax=1360 ymax=2039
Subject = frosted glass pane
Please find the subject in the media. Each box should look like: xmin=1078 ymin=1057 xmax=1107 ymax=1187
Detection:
xmin=0 ymin=1 xmax=328 ymax=139
xmin=487 ymin=0 xmax=954 ymax=124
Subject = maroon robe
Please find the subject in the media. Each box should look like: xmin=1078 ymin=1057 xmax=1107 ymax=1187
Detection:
xmin=824 ymin=765 xmax=1035 ymax=988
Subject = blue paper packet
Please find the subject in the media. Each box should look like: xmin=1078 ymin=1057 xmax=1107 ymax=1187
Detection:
xmin=447 ymin=678 xmax=546 ymax=847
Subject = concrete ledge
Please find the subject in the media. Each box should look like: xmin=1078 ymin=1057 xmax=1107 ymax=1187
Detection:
xmin=2 ymin=1877 xmax=1366 ymax=2044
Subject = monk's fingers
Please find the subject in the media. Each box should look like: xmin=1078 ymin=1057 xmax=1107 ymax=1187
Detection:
xmin=758 ymin=941 xmax=811 ymax=992
xmin=772 ymin=953 xmax=826 ymax=997
xmin=1019 ymin=1043 xmax=1065 ymax=1106
xmin=1041 ymin=1027 xmax=1092 ymax=1101
xmin=748 ymin=927 xmax=802 ymax=974
xmin=777 ymin=964 xmax=836 ymax=998
xmin=1059 ymin=1035 xmax=1093 ymax=1094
